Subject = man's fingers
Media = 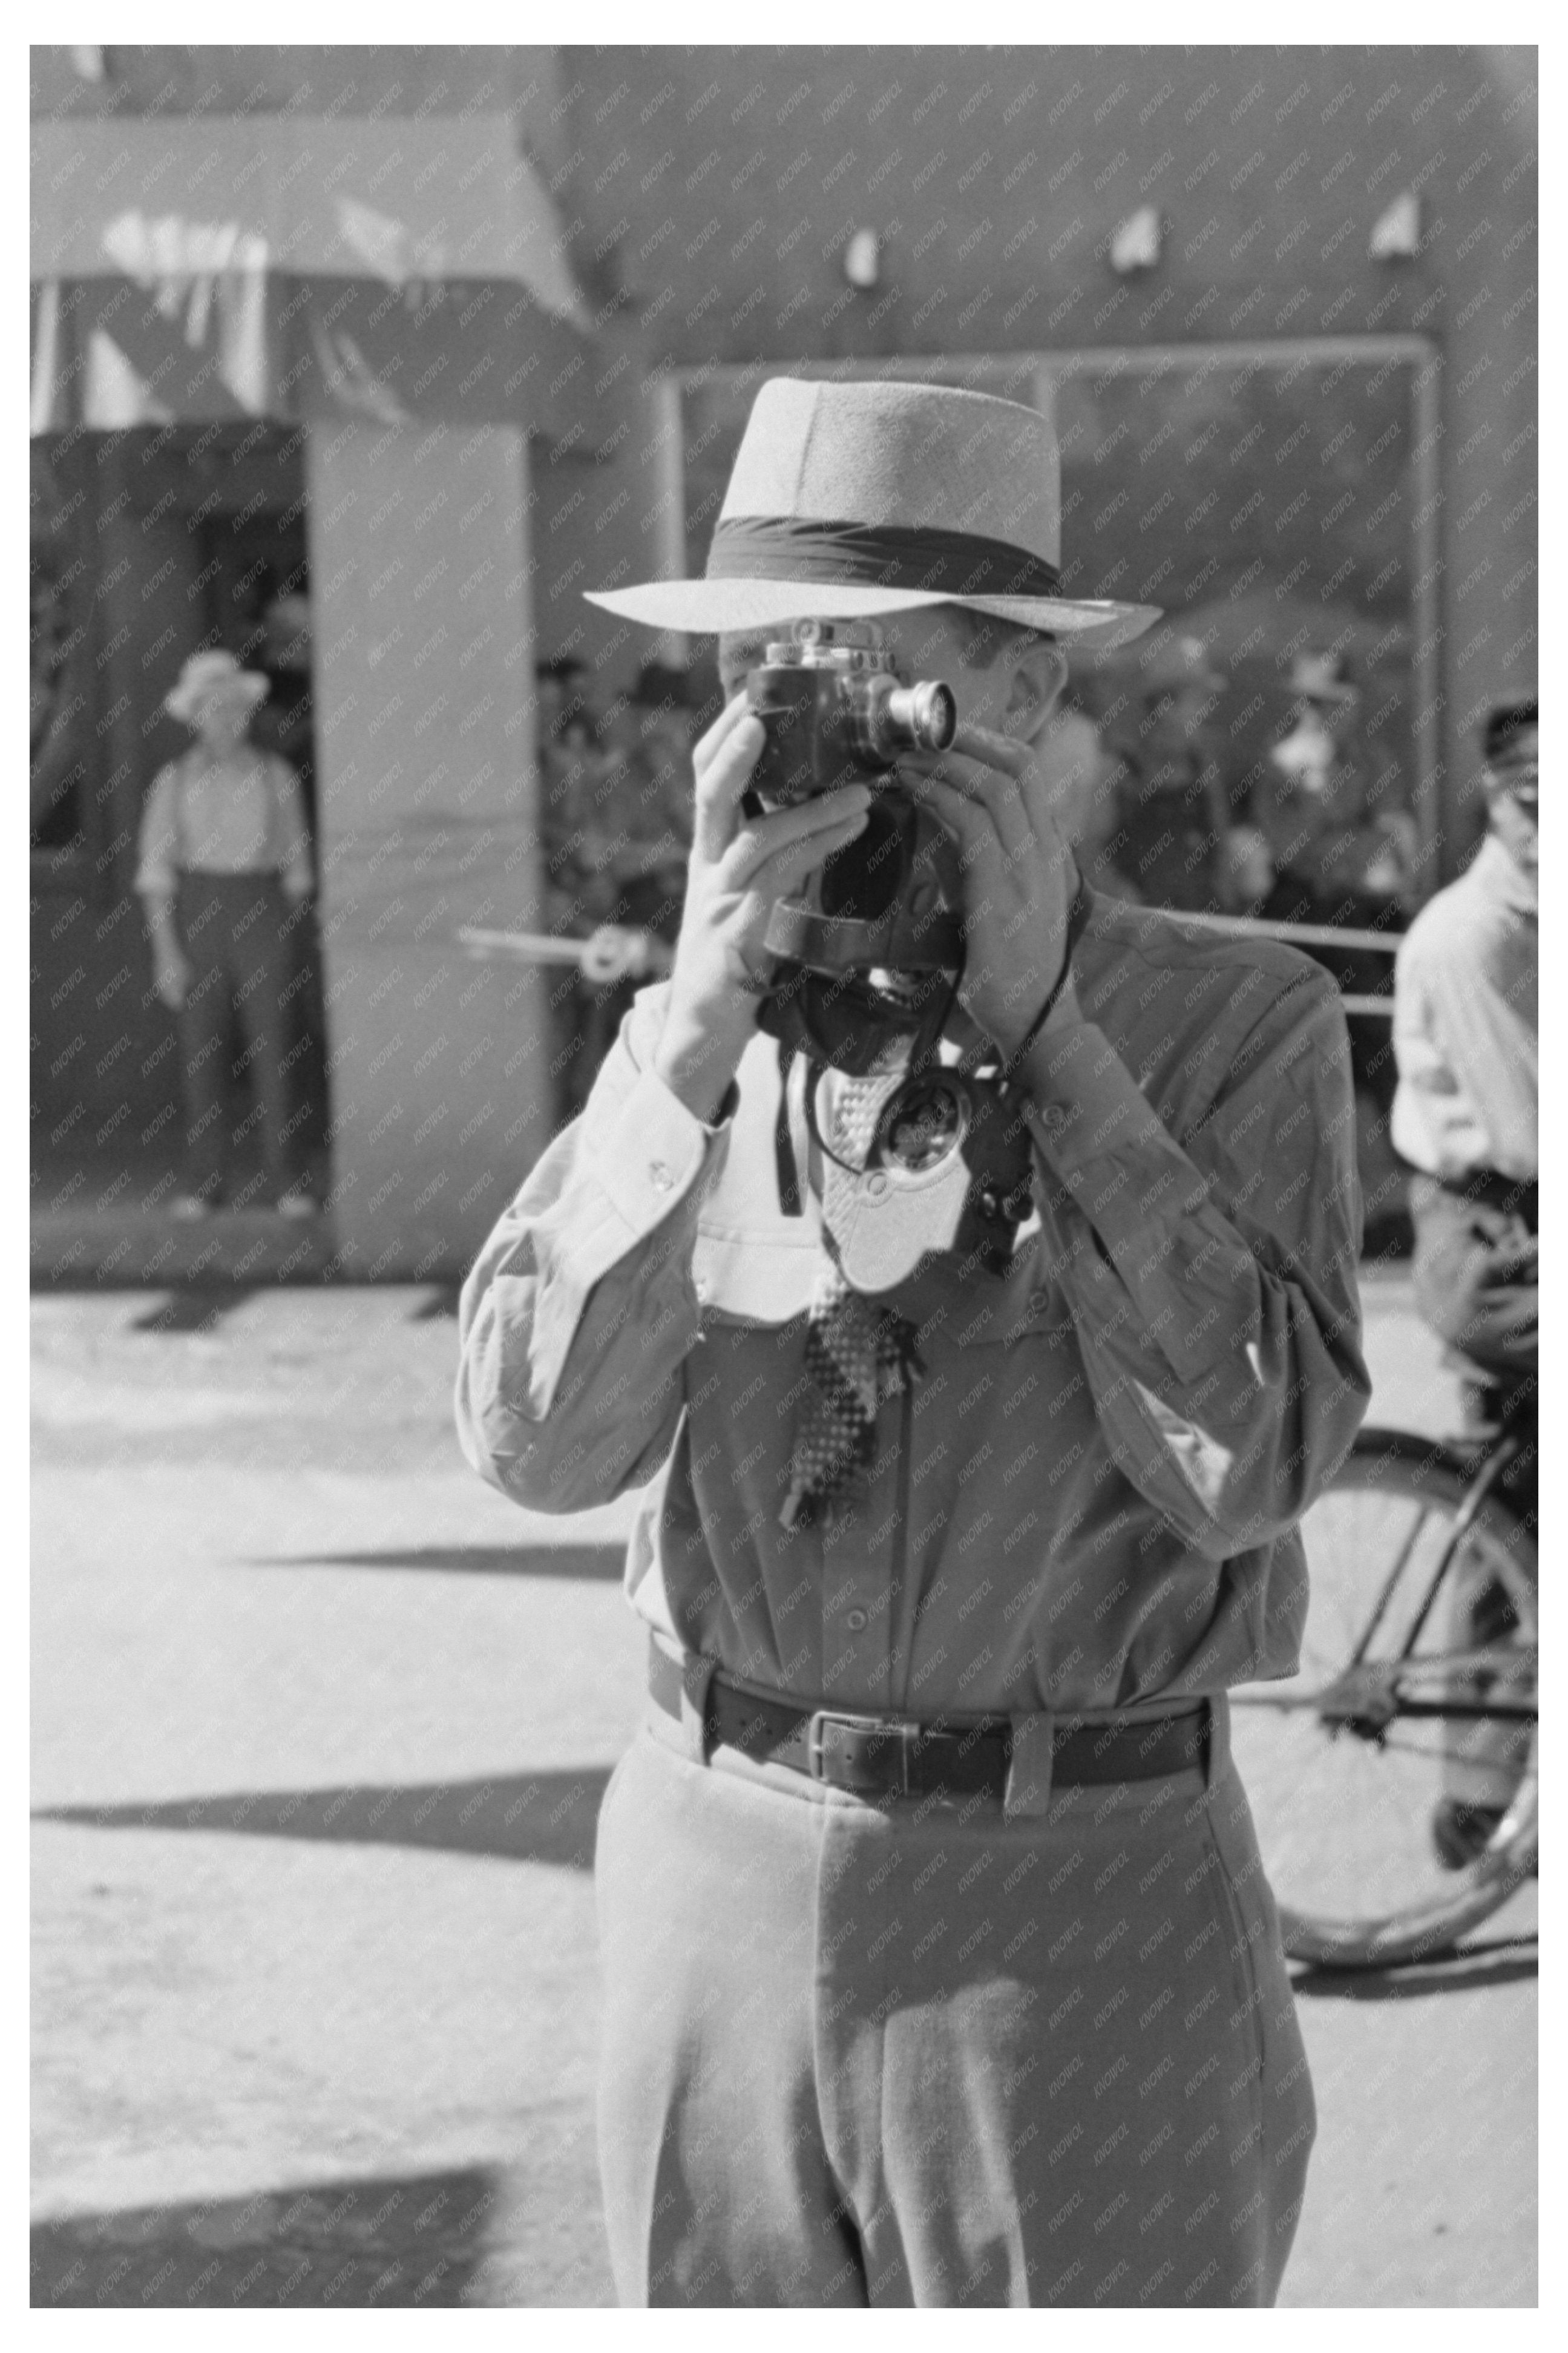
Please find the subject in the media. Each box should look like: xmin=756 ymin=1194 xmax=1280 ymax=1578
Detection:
xmin=743 ymin=808 xmax=871 ymax=901
xmin=714 ymin=786 xmax=871 ymax=890
xmin=692 ymin=709 xmax=766 ymax=862
xmin=951 ymin=720 xmax=1031 ymax=776
xmin=692 ymin=690 xmax=756 ymax=783
xmin=917 ymin=735 xmax=1035 ymax=863
xmin=917 ymin=775 xmax=1008 ymax=873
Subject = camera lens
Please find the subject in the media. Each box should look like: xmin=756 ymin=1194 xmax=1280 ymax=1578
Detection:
xmin=878 ymin=1075 xmax=968 ymax=1172
xmin=883 ymin=680 xmax=958 ymax=754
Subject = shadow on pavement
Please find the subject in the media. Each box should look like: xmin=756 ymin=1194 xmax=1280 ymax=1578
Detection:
xmin=34 ymin=2164 xmax=508 ymax=2307
xmin=36 ymin=1767 xmax=614 ymax=1870
xmin=247 ymin=1544 xmax=626 ymax=1579
xmin=1292 ymin=1933 xmax=1538 ymax=2002
xmin=407 ymin=1284 xmax=462 ymax=1320
xmin=128 ymin=1287 xmax=261 ymax=1335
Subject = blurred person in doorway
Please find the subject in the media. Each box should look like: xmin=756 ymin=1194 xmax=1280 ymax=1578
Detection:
xmin=1391 ymin=698 xmax=1537 ymax=1869
xmin=1094 ymin=635 xmax=1240 ymax=911
xmin=135 ymin=650 xmax=316 ymax=1218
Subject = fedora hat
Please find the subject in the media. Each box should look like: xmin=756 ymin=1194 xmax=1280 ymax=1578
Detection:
xmin=165 ymin=648 xmax=270 ymax=723
xmin=1288 ymin=649 xmax=1359 ymax=707
xmin=586 ymin=377 xmax=1160 ymax=651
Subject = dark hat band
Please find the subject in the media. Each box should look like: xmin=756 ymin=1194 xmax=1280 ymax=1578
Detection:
xmin=705 ymin=514 xmax=1061 ymax=601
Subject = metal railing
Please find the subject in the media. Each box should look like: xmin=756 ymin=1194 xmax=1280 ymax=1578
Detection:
xmin=459 ymin=910 xmax=1402 ymax=1014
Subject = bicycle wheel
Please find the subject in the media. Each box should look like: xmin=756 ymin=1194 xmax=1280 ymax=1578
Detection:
xmin=1230 ymin=1430 xmax=1537 ymax=1969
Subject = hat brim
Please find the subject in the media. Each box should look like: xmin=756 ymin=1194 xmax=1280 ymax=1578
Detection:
xmin=586 ymin=578 xmax=1161 ymax=652
xmin=1297 ymin=683 xmax=1360 ymax=707
xmin=166 ymin=672 xmax=270 ymax=721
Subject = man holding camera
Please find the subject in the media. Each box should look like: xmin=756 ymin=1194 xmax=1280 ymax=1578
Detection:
xmin=457 ymin=379 xmax=1368 ymax=2306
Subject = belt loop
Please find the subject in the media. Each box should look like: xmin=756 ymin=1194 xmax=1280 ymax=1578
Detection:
xmin=679 ymin=1653 xmax=718 ymax=1767
xmin=1003 ymin=1710 xmax=1056 ymax=1821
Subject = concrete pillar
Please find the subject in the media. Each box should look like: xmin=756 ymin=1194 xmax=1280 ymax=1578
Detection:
xmin=306 ymin=418 xmax=544 ymax=1278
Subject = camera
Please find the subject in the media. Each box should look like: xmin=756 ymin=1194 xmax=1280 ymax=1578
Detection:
xmin=742 ymin=620 xmax=1038 ymax=1282
xmin=745 ymin=620 xmax=957 ymax=805
xmin=744 ymin=622 xmax=965 ymax=1072
xmin=823 ymin=1069 xmax=1037 ymax=1291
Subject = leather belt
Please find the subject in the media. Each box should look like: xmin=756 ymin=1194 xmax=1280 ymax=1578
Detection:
xmin=648 ymin=1642 xmax=1209 ymax=1802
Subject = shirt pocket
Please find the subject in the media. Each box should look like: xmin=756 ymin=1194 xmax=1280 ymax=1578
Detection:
xmin=692 ymin=1218 xmax=822 ymax=1327
xmin=897 ymin=1244 xmax=1070 ymax=1353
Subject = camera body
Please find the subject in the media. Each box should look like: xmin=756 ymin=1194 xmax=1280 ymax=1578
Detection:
xmin=745 ymin=620 xmax=958 ymax=806
xmin=744 ymin=622 xmax=963 ymax=1072
xmin=824 ymin=1068 xmax=1037 ymax=1291
xmin=741 ymin=620 xmax=1037 ymax=1279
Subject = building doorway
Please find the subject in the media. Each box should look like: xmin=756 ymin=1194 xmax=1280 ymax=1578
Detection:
xmin=30 ymin=425 xmax=330 ymax=1216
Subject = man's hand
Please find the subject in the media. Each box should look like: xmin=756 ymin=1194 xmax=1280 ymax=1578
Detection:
xmin=912 ymin=722 xmax=1076 ymax=1060
xmin=654 ymin=695 xmax=872 ymax=1120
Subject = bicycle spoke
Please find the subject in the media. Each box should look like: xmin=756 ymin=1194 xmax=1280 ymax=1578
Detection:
xmin=1229 ymin=1438 xmax=1537 ymax=1966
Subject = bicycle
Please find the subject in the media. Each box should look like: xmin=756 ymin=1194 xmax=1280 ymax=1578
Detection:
xmin=1229 ymin=1387 xmax=1538 ymax=1969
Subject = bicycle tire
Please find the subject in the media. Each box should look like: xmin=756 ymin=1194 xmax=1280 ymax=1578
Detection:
xmin=1230 ymin=1428 xmax=1537 ymax=1970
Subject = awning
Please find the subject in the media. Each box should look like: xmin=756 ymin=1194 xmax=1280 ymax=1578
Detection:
xmin=30 ymin=114 xmax=611 ymax=441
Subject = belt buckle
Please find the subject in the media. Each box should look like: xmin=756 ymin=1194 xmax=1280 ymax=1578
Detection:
xmin=807 ymin=1710 xmax=919 ymax=1796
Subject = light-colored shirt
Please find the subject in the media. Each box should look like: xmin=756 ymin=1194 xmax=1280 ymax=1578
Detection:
xmin=456 ymin=890 xmax=1368 ymax=1718
xmin=134 ymin=747 xmax=313 ymax=898
xmin=1392 ymin=832 xmax=1538 ymax=1183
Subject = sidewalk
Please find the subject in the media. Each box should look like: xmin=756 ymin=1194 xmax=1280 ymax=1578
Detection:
xmin=31 ymin=1201 xmax=341 ymax=1288
xmin=31 ymin=1278 xmax=1535 ymax=2306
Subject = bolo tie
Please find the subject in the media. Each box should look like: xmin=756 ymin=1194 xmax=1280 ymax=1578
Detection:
xmin=780 ymin=1058 xmax=923 ymax=1532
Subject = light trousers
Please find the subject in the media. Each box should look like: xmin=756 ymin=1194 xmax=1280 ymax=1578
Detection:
xmin=594 ymin=1695 xmax=1315 ymax=2307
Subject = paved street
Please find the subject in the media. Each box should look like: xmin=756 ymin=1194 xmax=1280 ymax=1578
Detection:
xmin=31 ymin=1272 xmax=1536 ymax=2307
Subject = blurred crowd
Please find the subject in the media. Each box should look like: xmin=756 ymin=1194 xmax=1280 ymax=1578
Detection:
xmin=536 ymin=654 xmax=707 ymax=1123
xmin=1046 ymin=637 xmax=1417 ymax=927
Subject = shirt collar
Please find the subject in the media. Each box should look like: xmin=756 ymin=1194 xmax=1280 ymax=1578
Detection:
xmin=1470 ymin=830 xmax=1538 ymax=916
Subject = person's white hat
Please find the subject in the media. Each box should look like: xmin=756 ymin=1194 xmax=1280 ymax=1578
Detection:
xmin=587 ymin=377 xmax=1161 ymax=651
xmin=165 ymin=648 xmax=270 ymax=724
xmin=1287 ymin=650 xmax=1359 ymax=707
xmin=1126 ymin=632 xmax=1226 ymax=697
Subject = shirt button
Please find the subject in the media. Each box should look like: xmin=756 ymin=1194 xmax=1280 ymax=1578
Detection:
xmin=845 ymin=1607 xmax=868 ymax=1633
xmin=649 ymin=1158 xmax=673 ymax=1191
xmin=1038 ymin=1104 xmax=1069 ymax=1140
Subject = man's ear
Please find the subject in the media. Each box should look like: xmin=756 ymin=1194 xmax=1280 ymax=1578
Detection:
xmin=1003 ymin=640 xmax=1069 ymax=744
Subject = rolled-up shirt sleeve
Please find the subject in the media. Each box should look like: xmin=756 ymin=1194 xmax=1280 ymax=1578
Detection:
xmin=134 ymin=763 xmax=182 ymax=897
xmin=1021 ymin=962 xmax=1369 ymax=1559
xmin=456 ymin=984 xmax=732 ymax=1515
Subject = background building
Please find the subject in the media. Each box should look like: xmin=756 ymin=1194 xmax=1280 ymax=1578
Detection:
xmin=31 ymin=44 xmax=1537 ymax=1276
